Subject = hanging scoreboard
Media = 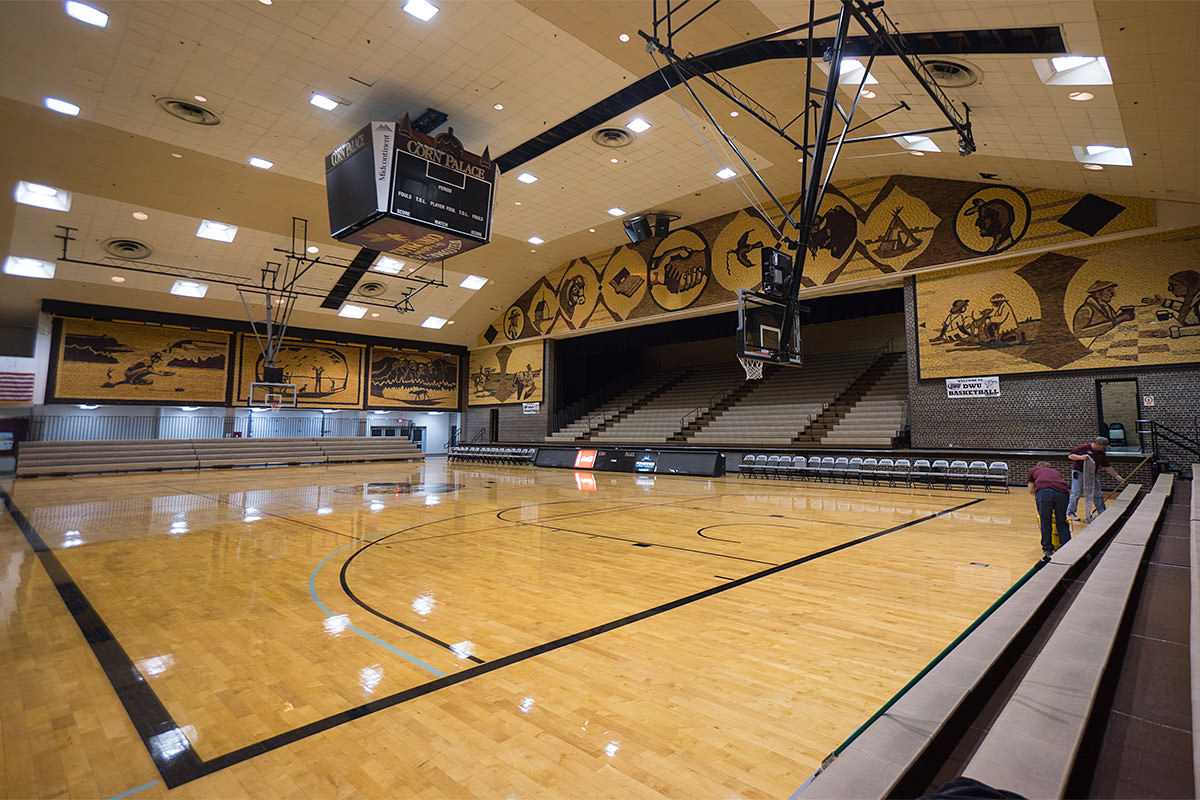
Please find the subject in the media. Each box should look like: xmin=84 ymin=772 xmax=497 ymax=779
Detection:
xmin=325 ymin=115 xmax=496 ymax=262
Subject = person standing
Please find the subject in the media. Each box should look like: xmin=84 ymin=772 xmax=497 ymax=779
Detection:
xmin=1066 ymin=436 xmax=1125 ymax=522
xmin=1028 ymin=461 xmax=1070 ymax=558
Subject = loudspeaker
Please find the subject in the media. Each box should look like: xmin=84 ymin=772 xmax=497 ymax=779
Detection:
xmin=623 ymin=216 xmax=652 ymax=244
xmin=653 ymin=215 xmax=672 ymax=238
xmin=262 ymin=365 xmax=285 ymax=384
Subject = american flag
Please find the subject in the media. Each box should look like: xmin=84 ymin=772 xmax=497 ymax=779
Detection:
xmin=0 ymin=372 xmax=36 ymax=401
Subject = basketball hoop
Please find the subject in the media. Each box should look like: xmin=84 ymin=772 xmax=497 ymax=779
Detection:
xmin=266 ymin=393 xmax=283 ymax=413
xmin=737 ymin=355 xmax=764 ymax=381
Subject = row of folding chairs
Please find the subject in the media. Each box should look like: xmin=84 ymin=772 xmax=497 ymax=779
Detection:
xmin=738 ymin=454 xmax=1009 ymax=492
xmin=448 ymin=446 xmax=536 ymax=465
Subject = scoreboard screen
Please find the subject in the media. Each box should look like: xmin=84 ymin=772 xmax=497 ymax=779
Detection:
xmin=392 ymin=145 xmax=492 ymax=242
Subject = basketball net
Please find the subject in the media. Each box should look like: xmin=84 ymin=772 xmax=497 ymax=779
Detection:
xmin=266 ymin=393 xmax=283 ymax=413
xmin=737 ymin=355 xmax=764 ymax=381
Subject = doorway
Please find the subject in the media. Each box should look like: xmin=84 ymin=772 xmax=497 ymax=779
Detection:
xmin=1096 ymin=379 xmax=1140 ymax=451
xmin=489 ymin=408 xmax=499 ymax=443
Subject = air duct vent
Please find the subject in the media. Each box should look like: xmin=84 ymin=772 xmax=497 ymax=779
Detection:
xmin=155 ymin=97 xmax=222 ymax=126
xmin=591 ymin=127 xmax=634 ymax=148
xmin=357 ymin=281 xmax=387 ymax=297
xmin=921 ymin=59 xmax=981 ymax=88
xmin=102 ymin=238 xmax=153 ymax=260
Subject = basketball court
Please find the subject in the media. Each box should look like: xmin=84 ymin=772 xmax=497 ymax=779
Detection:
xmin=2 ymin=461 xmax=1037 ymax=798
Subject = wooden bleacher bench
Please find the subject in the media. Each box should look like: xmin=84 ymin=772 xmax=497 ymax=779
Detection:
xmin=318 ymin=437 xmax=425 ymax=463
xmin=16 ymin=439 xmax=199 ymax=476
xmin=797 ymin=483 xmax=1143 ymax=800
xmin=962 ymin=474 xmax=1173 ymax=798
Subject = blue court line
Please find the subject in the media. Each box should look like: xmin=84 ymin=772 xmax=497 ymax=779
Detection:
xmin=104 ymin=780 xmax=158 ymax=800
xmin=308 ymin=539 xmax=445 ymax=677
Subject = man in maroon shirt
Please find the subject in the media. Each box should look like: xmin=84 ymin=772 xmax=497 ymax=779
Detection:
xmin=1066 ymin=437 xmax=1125 ymax=522
xmin=1028 ymin=461 xmax=1070 ymax=558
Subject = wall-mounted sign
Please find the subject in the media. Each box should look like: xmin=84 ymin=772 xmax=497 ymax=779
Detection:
xmin=522 ymin=402 xmax=540 ymax=415
xmin=946 ymin=376 xmax=1000 ymax=398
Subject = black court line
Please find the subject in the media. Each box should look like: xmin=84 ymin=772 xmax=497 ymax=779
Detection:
xmin=2 ymin=482 xmax=983 ymax=787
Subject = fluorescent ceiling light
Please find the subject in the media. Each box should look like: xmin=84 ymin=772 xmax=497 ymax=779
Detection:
xmin=421 ymin=316 xmax=448 ymax=329
xmin=527 ymin=236 xmax=544 ymax=245
xmin=65 ymin=1 xmax=108 ymax=27
xmin=195 ymin=219 xmax=237 ymax=242
xmin=1073 ymin=144 xmax=1132 ymax=166
xmin=1034 ymin=56 xmax=1112 ymax=86
xmin=716 ymin=167 xmax=738 ymax=180
xmin=373 ymin=256 xmax=405 ymax=274
xmin=338 ymin=303 xmax=368 ymax=319
xmin=626 ymin=117 xmax=651 ymax=133
xmin=3 ymin=256 xmax=56 ymax=279
xmin=309 ymin=93 xmax=339 ymax=111
xmin=516 ymin=172 xmax=538 ymax=184
xmin=460 ymin=275 xmax=487 ymax=290
xmin=607 ymin=207 xmax=625 ymax=216
xmin=170 ymin=280 xmax=208 ymax=298
xmin=132 ymin=211 xmax=148 ymax=220
xmin=1068 ymin=91 xmax=1094 ymax=102
xmin=403 ymin=0 xmax=439 ymax=21
xmin=15 ymin=181 xmax=72 ymax=211
xmin=248 ymin=156 xmax=274 ymax=169
xmin=44 ymin=97 xmax=80 ymax=116
xmin=835 ymin=58 xmax=878 ymax=85
xmin=895 ymin=135 xmax=941 ymax=153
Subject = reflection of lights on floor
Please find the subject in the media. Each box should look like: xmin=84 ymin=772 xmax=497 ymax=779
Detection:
xmin=148 ymin=726 xmax=196 ymax=760
xmin=412 ymin=593 xmax=435 ymax=616
xmin=323 ymin=614 xmax=349 ymax=636
xmin=360 ymin=664 xmax=384 ymax=693
xmin=519 ymin=697 xmax=535 ymax=713
xmin=369 ymin=502 xmax=385 ymax=512
xmin=136 ymin=654 xmax=175 ymax=677
xmin=169 ymin=520 xmax=188 ymax=535
xmin=605 ymin=741 xmax=620 ymax=757
xmin=425 ymin=495 xmax=440 ymax=506
xmin=62 ymin=529 xmax=83 ymax=548
xmin=317 ymin=507 xmax=333 ymax=515
xmin=450 ymin=641 xmax=475 ymax=659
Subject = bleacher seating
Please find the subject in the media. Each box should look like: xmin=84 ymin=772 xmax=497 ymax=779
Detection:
xmin=819 ymin=355 xmax=908 ymax=447
xmin=447 ymin=446 xmax=536 ymax=465
xmin=590 ymin=363 xmax=745 ymax=443
xmin=546 ymin=370 xmax=680 ymax=442
xmin=687 ymin=352 xmax=877 ymax=445
xmin=16 ymin=436 xmax=423 ymax=477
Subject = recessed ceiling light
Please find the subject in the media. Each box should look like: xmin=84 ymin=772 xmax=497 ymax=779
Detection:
xmin=373 ymin=256 xmax=405 ymax=274
xmin=835 ymin=57 xmax=879 ymax=84
xmin=110 ymin=275 xmax=125 ymax=283
xmin=896 ymin=134 xmax=940 ymax=153
xmin=528 ymin=236 xmax=544 ymax=245
xmin=610 ymin=158 xmax=618 ymax=163
xmin=729 ymin=111 xmax=739 ymax=117
xmin=15 ymin=181 xmax=72 ymax=212
xmin=171 ymin=153 xmax=182 ymax=158
xmin=65 ymin=1 xmax=108 ymax=28
xmin=626 ymin=118 xmax=651 ymax=133
xmin=369 ymin=312 xmax=380 ymax=318
xmin=716 ymin=167 xmax=737 ymax=180
xmin=44 ymin=97 xmax=80 ymax=116
xmin=460 ymin=274 xmax=487 ymax=290
xmin=338 ymin=303 xmax=368 ymax=319
xmin=307 ymin=245 xmax=319 ymax=254
xmin=1068 ymin=91 xmax=1094 ymax=101
xmin=910 ymin=150 xmax=926 ymax=156
xmin=3 ymin=256 xmax=56 ymax=279
xmin=421 ymin=316 xmax=448 ymax=329
xmin=514 ymin=201 xmax=522 ymax=206
xmin=1074 ymin=144 xmax=1132 ymax=166
xmin=1052 ymin=55 xmax=1097 ymax=72
xmin=195 ymin=220 xmax=237 ymax=242
xmin=1083 ymin=163 xmax=1105 ymax=171
xmin=447 ymin=320 xmax=455 ymax=325
xmin=588 ymin=228 xmax=596 ymax=233
xmin=170 ymin=280 xmax=208 ymax=298
xmin=193 ymin=95 xmax=207 ymax=103
xmin=516 ymin=172 xmax=538 ymax=184
xmin=258 ymin=0 xmax=271 ymax=5
xmin=309 ymin=93 xmax=339 ymax=111
xmin=132 ymin=211 xmax=148 ymax=220
xmin=619 ymin=33 xmax=630 ymax=42
xmin=607 ymin=207 xmax=625 ymax=216
xmin=861 ymin=89 xmax=877 ymax=99
xmin=248 ymin=156 xmax=274 ymax=169
xmin=403 ymin=0 xmax=439 ymax=21
xmin=493 ymin=103 xmax=504 ymax=110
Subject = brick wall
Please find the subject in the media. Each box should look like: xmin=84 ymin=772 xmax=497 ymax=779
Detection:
xmin=463 ymin=340 xmax=554 ymax=443
xmin=904 ymin=278 xmax=1200 ymax=471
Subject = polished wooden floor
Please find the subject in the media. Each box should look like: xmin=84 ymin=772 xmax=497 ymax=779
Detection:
xmin=1 ymin=459 xmax=1042 ymax=799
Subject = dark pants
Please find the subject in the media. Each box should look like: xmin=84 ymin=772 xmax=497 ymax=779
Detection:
xmin=1036 ymin=487 xmax=1070 ymax=554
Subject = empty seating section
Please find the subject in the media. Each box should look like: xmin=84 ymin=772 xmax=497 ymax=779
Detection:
xmin=16 ymin=436 xmax=424 ymax=477
xmin=545 ymin=370 xmax=680 ymax=442
xmin=739 ymin=453 xmax=1008 ymax=490
xmin=818 ymin=354 xmax=908 ymax=447
xmin=689 ymin=352 xmax=877 ymax=445
xmin=447 ymin=446 xmax=536 ymax=465
xmin=591 ymin=363 xmax=745 ymax=444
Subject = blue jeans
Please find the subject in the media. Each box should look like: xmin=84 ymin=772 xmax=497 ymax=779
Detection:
xmin=1036 ymin=488 xmax=1069 ymax=554
xmin=1068 ymin=470 xmax=1105 ymax=518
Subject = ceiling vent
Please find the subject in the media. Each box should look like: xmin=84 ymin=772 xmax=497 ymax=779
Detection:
xmin=155 ymin=97 xmax=222 ymax=126
xmin=102 ymin=237 xmax=153 ymax=260
xmin=357 ymin=281 xmax=387 ymax=297
xmin=591 ymin=127 xmax=634 ymax=148
xmin=921 ymin=58 xmax=981 ymax=88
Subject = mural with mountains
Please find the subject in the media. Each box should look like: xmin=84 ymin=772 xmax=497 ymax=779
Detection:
xmin=368 ymin=347 xmax=459 ymax=409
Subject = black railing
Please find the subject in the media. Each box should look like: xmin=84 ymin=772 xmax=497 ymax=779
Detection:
xmin=1136 ymin=418 xmax=1200 ymax=474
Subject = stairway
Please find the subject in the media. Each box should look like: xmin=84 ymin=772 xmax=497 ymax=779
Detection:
xmin=793 ymin=351 xmax=905 ymax=445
